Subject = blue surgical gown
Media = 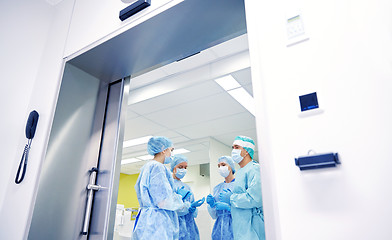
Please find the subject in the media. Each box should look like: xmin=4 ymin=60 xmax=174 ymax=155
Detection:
xmin=207 ymin=179 xmax=235 ymax=240
xmin=230 ymin=161 xmax=265 ymax=240
xmin=172 ymin=179 xmax=200 ymax=240
xmin=132 ymin=161 xmax=190 ymax=240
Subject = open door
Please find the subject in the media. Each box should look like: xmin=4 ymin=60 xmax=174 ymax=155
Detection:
xmin=28 ymin=66 xmax=129 ymax=239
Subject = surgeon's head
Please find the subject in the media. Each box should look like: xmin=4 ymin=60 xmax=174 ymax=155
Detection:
xmin=170 ymin=154 xmax=188 ymax=180
xmin=231 ymin=136 xmax=255 ymax=164
xmin=147 ymin=136 xmax=174 ymax=164
xmin=217 ymin=156 xmax=235 ymax=178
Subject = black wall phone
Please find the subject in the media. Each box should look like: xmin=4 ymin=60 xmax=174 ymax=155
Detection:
xmin=15 ymin=110 xmax=39 ymax=184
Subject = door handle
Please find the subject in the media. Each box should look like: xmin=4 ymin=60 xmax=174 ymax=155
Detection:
xmin=82 ymin=168 xmax=107 ymax=235
xmin=87 ymin=184 xmax=108 ymax=191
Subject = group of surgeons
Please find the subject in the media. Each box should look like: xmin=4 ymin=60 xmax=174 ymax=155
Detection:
xmin=131 ymin=135 xmax=265 ymax=240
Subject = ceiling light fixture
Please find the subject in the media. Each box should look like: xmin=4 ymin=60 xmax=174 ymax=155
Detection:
xmin=214 ymin=75 xmax=241 ymax=91
xmin=173 ymin=148 xmax=190 ymax=154
xmin=137 ymin=155 xmax=154 ymax=161
xmin=215 ymin=75 xmax=255 ymax=116
xmin=228 ymin=87 xmax=256 ymax=116
xmin=123 ymin=135 xmax=153 ymax=148
xmin=121 ymin=158 xmax=142 ymax=165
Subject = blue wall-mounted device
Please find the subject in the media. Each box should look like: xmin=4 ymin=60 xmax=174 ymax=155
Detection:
xmin=299 ymin=92 xmax=318 ymax=111
xmin=119 ymin=0 xmax=151 ymax=21
xmin=295 ymin=152 xmax=340 ymax=170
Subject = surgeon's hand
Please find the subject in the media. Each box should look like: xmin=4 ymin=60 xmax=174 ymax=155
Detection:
xmin=206 ymin=194 xmax=216 ymax=207
xmin=191 ymin=197 xmax=205 ymax=208
xmin=188 ymin=206 xmax=196 ymax=213
xmin=215 ymin=202 xmax=231 ymax=212
xmin=177 ymin=186 xmax=191 ymax=200
xmin=219 ymin=189 xmax=232 ymax=204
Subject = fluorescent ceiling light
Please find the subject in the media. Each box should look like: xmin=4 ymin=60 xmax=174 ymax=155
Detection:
xmin=214 ymin=75 xmax=241 ymax=91
xmin=137 ymin=155 xmax=154 ymax=161
xmin=215 ymin=74 xmax=255 ymax=116
xmin=228 ymin=87 xmax=256 ymax=116
xmin=123 ymin=135 xmax=153 ymax=148
xmin=121 ymin=158 xmax=141 ymax=165
xmin=173 ymin=148 xmax=190 ymax=154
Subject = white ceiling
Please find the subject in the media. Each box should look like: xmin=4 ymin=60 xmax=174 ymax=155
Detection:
xmin=121 ymin=34 xmax=258 ymax=175
xmin=45 ymin=0 xmax=64 ymax=6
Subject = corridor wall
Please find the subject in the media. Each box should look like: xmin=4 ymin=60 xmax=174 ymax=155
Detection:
xmin=245 ymin=0 xmax=392 ymax=239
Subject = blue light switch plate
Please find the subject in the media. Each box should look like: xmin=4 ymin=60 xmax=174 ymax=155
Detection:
xmin=299 ymin=92 xmax=318 ymax=111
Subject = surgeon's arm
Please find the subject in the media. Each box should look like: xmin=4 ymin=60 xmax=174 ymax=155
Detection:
xmin=190 ymin=193 xmax=198 ymax=218
xmin=230 ymin=167 xmax=263 ymax=209
xmin=207 ymin=187 xmax=219 ymax=219
xmin=176 ymin=203 xmax=191 ymax=216
xmin=192 ymin=208 xmax=198 ymax=218
xmin=207 ymin=205 xmax=217 ymax=219
xmin=176 ymin=193 xmax=192 ymax=217
xmin=149 ymin=165 xmax=190 ymax=212
xmin=178 ymin=191 xmax=199 ymax=218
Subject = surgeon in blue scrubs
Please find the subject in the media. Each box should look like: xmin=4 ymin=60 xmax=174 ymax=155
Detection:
xmin=206 ymin=156 xmax=236 ymax=240
xmin=170 ymin=154 xmax=205 ymax=240
xmin=219 ymin=136 xmax=265 ymax=240
xmin=132 ymin=136 xmax=192 ymax=240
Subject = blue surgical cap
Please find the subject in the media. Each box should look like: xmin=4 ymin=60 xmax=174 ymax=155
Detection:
xmin=147 ymin=136 xmax=173 ymax=155
xmin=233 ymin=136 xmax=255 ymax=159
xmin=170 ymin=154 xmax=188 ymax=172
xmin=218 ymin=156 xmax=236 ymax=174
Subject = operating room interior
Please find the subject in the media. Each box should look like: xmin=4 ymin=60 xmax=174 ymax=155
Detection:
xmin=114 ymin=33 xmax=259 ymax=239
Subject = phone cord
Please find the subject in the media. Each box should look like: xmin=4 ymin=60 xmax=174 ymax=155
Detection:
xmin=15 ymin=139 xmax=32 ymax=184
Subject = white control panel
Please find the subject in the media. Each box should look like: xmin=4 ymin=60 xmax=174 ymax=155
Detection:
xmin=286 ymin=14 xmax=309 ymax=47
xmin=287 ymin=15 xmax=305 ymax=39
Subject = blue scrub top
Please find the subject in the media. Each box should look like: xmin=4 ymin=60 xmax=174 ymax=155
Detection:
xmin=208 ymin=179 xmax=235 ymax=240
xmin=132 ymin=161 xmax=189 ymax=240
xmin=230 ymin=161 xmax=265 ymax=240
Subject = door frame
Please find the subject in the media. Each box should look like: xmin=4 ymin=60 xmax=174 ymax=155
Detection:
xmin=29 ymin=0 xmax=274 ymax=239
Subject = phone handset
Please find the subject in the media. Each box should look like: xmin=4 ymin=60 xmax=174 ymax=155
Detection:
xmin=15 ymin=110 xmax=39 ymax=184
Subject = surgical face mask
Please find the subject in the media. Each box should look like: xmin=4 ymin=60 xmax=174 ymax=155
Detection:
xmin=231 ymin=149 xmax=243 ymax=164
xmin=218 ymin=166 xmax=230 ymax=178
xmin=175 ymin=168 xmax=187 ymax=179
xmin=164 ymin=155 xmax=172 ymax=164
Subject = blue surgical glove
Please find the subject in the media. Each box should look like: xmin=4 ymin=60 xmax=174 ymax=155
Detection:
xmin=177 ymin=186 xmax=191 ymax=200
xmin=206 ymin=194 xmax=216 ymax=207
xmin=215 ymin=202 xmax=231 ymax=212
xmin=191 ymin=197 xmax=205 ymax=208
xmin=188 ymin=206 xmax=196 ymax=213
xmin=219 ymin=189 xmax=232 ymax=204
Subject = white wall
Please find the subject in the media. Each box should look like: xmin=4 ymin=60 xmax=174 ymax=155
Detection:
xmin=0 ymin=0 xmax=53 ymax=209
xmin=0 ymin=0 xmax=75 ymax=239
xmin=245 ymin=0 xmax=392 ymax=239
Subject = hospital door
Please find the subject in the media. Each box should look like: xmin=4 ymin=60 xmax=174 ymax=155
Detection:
xmin=28 ymin=66 xmax=130 ymax=240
